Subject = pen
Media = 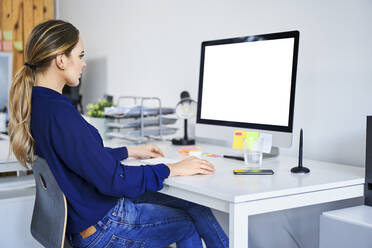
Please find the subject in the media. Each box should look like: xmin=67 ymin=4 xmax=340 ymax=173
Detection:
xmin=223 ymin=155 xmax=244 ymax=161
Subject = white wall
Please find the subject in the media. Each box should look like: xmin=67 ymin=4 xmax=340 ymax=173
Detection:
xmin=57 ymin=0 xmax=372 ymax=167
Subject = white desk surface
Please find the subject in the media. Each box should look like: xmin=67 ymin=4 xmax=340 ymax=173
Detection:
xmin=112 ymin=141 xmax=365 ymax=202
xmin=166 ymin=156 xmax=362 ymax=202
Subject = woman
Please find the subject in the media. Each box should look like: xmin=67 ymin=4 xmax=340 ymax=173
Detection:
xmin=8 ymin=20 xmax=228 ymax=248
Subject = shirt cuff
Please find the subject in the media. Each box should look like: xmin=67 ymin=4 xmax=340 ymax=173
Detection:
xmin=109 ymin=146 xmax=128 ymax=161
xmin=152 ymin=163 xmax=170 ymax=178
xmin=122 ymin=147 xmax=128 ymax=159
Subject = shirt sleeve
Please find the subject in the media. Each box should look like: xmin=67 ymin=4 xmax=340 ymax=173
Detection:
xmin=49 ymin=104 xmax=170 ymax=198
xmin=104 ymin=147 xmax=128 ymax=161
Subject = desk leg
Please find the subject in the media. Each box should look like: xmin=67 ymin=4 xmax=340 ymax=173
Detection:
xmin=229 ymin=203 xmax=249 ymax=248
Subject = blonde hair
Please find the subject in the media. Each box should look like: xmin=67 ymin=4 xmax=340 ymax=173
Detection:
xmin=8 ymin=20 xmax=79 ymax=168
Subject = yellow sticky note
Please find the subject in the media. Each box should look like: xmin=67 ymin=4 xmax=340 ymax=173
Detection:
xmin=232 ymin=130 xmax=246 ymax=149
xmin=3 ymin=30 xmax=12 ymax=41
xmin=13 ymin=41 xmax=23 ymax=51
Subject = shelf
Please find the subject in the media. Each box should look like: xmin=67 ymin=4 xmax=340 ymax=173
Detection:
xmin=106 ymin=127 xmax=178 ymax=139
xmin=107 ymin=117 xmax=177 ymax=129
xmin=102 ymin=96 xmax=178 ymax=143
xmin=104 ymin=106 xmax=175 ymax=118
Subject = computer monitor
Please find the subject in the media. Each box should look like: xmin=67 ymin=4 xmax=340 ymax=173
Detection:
xmin=0 ymin=52 xmax=13 ymax=115
xmin=196 ymin=31 xmax=299 ymax=152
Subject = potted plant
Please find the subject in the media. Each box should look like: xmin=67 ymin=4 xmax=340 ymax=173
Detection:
xmin=84 ymin=99 xmax=114 ymax=137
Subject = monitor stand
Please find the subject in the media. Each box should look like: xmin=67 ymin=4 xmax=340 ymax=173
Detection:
xmin=263 ymin=146 xmax=279 ymax=159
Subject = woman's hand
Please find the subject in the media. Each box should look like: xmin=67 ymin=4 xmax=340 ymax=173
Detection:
xmin=166 ymin=156 xmax=215 ymax=177
xmin=127 ymin=144 xmax=165 ymax=159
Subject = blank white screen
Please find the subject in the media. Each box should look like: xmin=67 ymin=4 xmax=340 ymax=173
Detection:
xmin=200 ymin=38 xmax=294 ymax=127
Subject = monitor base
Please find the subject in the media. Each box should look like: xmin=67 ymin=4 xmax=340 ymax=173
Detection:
xmin=171 ymin=138 xmax=195 ymax=146
xmin=290 ymin=166 xmax=310 ymax=173
xmin=263 ymin=146 xmax=280 ymax=159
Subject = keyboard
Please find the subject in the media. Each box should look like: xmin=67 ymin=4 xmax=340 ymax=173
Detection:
xmin=141 ymin=157 xmax=179 ymax=165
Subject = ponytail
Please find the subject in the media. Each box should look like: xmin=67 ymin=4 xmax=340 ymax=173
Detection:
xmin=8 ymin=65 xmax=36 ymax=168
xmin=8 ymin=20 xmax=79 ymax=168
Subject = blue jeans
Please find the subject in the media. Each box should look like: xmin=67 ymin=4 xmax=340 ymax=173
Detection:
xmin=68 ymin=192 xmax=229 ymax=248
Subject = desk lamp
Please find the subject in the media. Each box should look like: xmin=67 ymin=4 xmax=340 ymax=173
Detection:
xmin=171 ymin=91 xmax=197 ymax=145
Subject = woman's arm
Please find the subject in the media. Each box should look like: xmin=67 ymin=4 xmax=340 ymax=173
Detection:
xmin=104 ymin=144 xmax=164 ymax=161
xmin=127 ymin=144 xmax=164 ymax=159
xmin=50 ymin=104 xmax=169 ymax=198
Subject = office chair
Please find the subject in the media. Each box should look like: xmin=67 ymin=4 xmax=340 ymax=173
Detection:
xmin=31 ymin=157 xmax=73 ymax=248
xmin=30 ymin=158 xmax=175 ymax=248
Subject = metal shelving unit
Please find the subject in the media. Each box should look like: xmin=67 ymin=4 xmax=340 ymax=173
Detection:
xmin=105 ymin=96 xmax=177 ymax=144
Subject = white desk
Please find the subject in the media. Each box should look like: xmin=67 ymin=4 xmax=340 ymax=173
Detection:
xmin=0 ymin=139 xmax=365 ymax=248
xmin=105 ymin=140 xmax=365 ymax=248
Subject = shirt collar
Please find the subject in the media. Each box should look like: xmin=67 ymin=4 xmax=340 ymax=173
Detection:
xmin=32 ymin=86 xmax=72 ymax=104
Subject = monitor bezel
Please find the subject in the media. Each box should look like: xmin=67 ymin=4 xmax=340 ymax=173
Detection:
xmin=196 ymin=30 xmax=299 ymax=133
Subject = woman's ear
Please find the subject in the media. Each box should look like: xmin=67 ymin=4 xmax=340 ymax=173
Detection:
xmin=55 ymin=54 xmax=66 ymax=70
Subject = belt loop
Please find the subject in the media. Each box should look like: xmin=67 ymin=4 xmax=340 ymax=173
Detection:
xmin=112 ymin=199 xmax=121 ymax=213
xmin=97 ymin=220 xmax=108 ymax=231
xmin=111 ymin=199 xmax=122 ymax=217
xmin=123 ymin=198 xmax=136 ymax=224
xmin=117 ymin=198 xmax=126 ymax=218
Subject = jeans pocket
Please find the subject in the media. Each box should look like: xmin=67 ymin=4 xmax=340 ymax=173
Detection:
xmin=104 ymin=235 xmax=145 ymax=248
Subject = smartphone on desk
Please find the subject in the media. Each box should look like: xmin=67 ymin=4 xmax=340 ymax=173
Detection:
xmin=233 ymin=169 xmax=274 ymax=175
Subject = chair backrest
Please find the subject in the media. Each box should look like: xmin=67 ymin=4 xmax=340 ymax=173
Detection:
xmin=31 ymin=157 xmax=71 ymax=248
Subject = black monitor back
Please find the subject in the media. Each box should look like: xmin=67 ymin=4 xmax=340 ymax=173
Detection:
xmin=365 ymin=116 xmax=372 ymax=205
xmin=62 ymin=78 xmax=83 ymax=113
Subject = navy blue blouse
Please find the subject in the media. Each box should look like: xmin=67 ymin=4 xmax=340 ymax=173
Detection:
xmin=30 ymin=86 xmax=170 ymax=234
